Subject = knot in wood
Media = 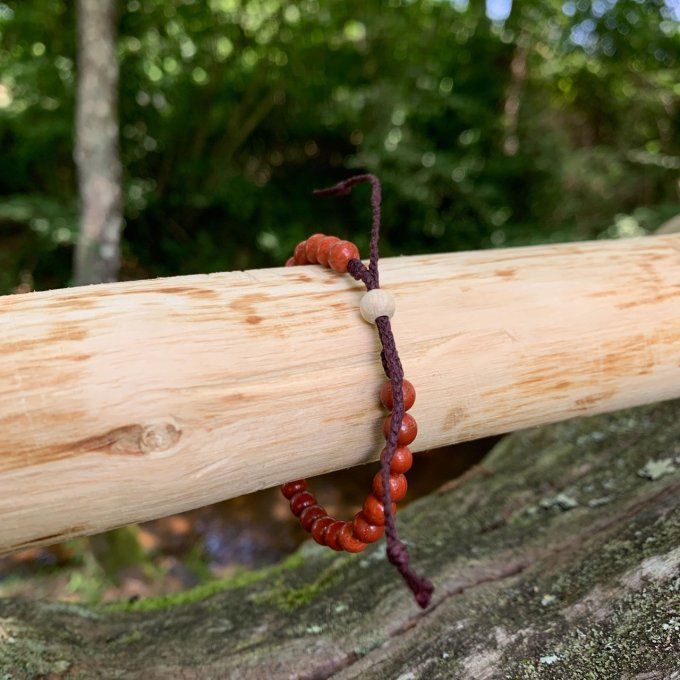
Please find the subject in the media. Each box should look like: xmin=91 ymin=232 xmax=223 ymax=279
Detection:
xmin=139 ymin=422 xmax=182 ymax=454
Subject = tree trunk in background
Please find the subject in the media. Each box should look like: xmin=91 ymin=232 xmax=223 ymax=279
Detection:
xmin=0 ymin=400 xmax=678 ymax=678
xmin=503 ymin=0 xmax=528 ymax=157
xmin=657 ymin=213 xmax=680 ymax=234
xmin=502 ymin=44 xmax=527 ymax=157
xmin=74 ymin=0 xmax=122 ymax=286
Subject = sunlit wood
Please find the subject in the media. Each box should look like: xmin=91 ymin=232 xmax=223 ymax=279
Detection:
xmin=1 ymin=235 xmax=678 ymax=553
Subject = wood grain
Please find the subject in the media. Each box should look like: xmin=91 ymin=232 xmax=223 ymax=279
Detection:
xmin=1 ymin=235 xmax=679 ymax=553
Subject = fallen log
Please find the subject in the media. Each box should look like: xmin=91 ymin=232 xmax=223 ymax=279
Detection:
xmin=0 ymin=235 xmax=679 ymax=553
xmin=0 ymin=399 xmax=678 ymax=678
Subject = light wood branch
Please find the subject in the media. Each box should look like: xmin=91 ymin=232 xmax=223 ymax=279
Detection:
xmin=1 ymin=235 xmax=679 ymax=553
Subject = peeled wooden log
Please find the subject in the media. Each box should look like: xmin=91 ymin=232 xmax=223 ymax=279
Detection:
xmin=0 ymin=399 xmax=678 ymax=677
xmin=0 ymin=235 xmax=679 ymax=554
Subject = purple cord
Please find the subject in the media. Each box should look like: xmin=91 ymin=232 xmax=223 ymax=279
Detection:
xmin=313 ymin=174 xmax=434 ymax=609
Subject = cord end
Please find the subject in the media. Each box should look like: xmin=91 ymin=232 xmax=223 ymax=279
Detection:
xmin=413 ymin=579 xmax=434 ymax=609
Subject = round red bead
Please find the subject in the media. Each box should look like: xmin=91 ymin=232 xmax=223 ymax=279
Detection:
xmin=285 ymin=257 xmax=295 ymax=267
xmin=338 ymin=523 xmax=367 ymax=553
xmin=381 ymin=446 xmax=413 ymax=474
xmin=352 ymin=512 xmax=384 ymax=543
xmin=300 ymin=504 xmax=327 ymax=532
xmin=311 ymin=516 xmax=335 ymax=545
xmin=290 ymin=491 xmax=316 ymax=517
xmin=383 ymin=413 xmax=418 ymax=446
xmin=380 ymin=380 xmax=416 ymax=411
xmin=372 ymin=472 xmax=408 ymax=502
xmin=324 ymin=520 xmax=346 ymax=551
xmin=305 ymin=233 xmax=326 ymax=264
xmin=281 ymin=480 xmax=307 ymax=499
xmin=293 ymin=241 xmax=308 ymax=265
xmin=316 ymin=236 xmax=340 ymax=267
xmin=328 ymin=240 xmax=360 ymax=273
xmin=362 ymin=494 xmax=397 ymax=526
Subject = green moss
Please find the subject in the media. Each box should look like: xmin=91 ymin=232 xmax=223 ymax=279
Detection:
xmin=0 ymin=618 xmax=73 ymax=677
xmin=118 ymin=629 xmax=143 ymax=645
xmin=89 ymin=526 xmax=150 ymax=582
xmin=255 ymin=559 xmax=345 ymax=612
xmin=105 ymin=550 xmax=307 ymax=613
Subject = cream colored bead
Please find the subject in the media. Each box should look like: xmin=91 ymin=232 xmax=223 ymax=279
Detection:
xmin=360 ymin=288 xmax=396 ymax=324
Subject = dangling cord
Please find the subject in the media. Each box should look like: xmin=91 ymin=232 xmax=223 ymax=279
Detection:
xmin=314 ymin=174 xmax=434 ymax=609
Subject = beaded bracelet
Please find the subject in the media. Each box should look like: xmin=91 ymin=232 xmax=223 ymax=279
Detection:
xmin=280 ymin=174 xmax=434 ymax=609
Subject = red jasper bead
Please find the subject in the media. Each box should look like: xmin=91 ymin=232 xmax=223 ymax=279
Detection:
xmin=362 ymin=494 xmax=397 ymax=526
xmin=290 ymin=491 xmax=316 ymax=517
xmin=352 ymin=512 xmax=384 ymax=543
xmin=328 ymin=240 xmax=360 ymax=273
xmin=380 ymin=380 xmax=416 ymax=411
xmin=338 ymin=522 xmax=367 ymax=553
xmin=305 ymin=233 xmax=326 ymax=263
xmin=285 ymin=257 xmax=295 ymax=267
xmin=383 ymin=413 xmax=418 ymax=446
xmin=316 ymin=236 xmax=340 ymax=267
xmin=300 ymin=504 xmax=327 ymax=532
xmin=293 ymin=241 xmax=308 ymax=265
xmin=372 ymin=472 xmax=408 ymax=502
xmin=281 ymin=480 xmax=307 ymax=499
xmin=381 ymin=446 xmax=413 ymax=474
xmin=311 ymin=516 xmax=335 ymax=545
xmin=324 ymin=520 xmax=346 ymax=551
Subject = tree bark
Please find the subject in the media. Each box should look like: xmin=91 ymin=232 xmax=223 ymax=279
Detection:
xmin=73 ymin=0 xmax=122 ymax=286
xmin=0 ymin=399 xmax=678 ymax=678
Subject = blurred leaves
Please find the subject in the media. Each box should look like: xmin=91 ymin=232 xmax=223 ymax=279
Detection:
xmin=0 ymin=0 xmax=678 ymax=293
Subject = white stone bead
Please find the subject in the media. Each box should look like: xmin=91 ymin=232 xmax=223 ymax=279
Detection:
xmin=360 ymin=289 xmax=396 ymax=324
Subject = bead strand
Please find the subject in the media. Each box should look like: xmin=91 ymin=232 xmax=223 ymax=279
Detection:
xmin=283 ymin=175 xmax=433 ymax=609
xmin=281 ymin=236 xmax=418 ymax=554
xmin=281 ymin=373 xmax=417 ymax=554
xmin=286 ymin=234 xmax=360 ymax=273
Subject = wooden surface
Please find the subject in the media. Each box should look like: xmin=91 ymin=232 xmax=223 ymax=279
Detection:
xmin=0 ymin=235 xmax=679 ymax=554
xmin=1 ymin=400 xmax=678 ymax=678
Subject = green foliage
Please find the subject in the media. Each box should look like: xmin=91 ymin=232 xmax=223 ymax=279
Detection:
xmin=88 ymin=526 xmax=153 ymax=584
xmin=0 ymin=0 xmax=678 ymax=293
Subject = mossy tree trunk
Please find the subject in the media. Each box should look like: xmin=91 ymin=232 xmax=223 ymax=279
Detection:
xmin=1 ymin=400 xmax=678 ymax=679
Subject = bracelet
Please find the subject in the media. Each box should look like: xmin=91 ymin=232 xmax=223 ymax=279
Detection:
xmin=280 ymin=174 xmax=434 ymax=609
